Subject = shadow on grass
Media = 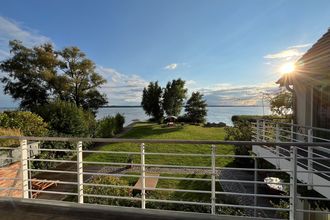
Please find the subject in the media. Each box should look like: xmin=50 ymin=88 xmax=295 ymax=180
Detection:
xmin=122 ymin=124 xmax=184 ymax=139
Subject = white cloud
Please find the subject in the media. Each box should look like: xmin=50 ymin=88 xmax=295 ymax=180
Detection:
xmin=264 ymin=43 xmax=311 ymax=61
xmin=190 ymin=82 xmax=279 ymax=106
xmin=97 ymin=66 xmax=148 ymax=105
xmin=0 ymin=16 xmax=51 ymax=50
xmin=164 ymin=63 xmax=178 ymax=70
xmin=264 ymin=48 xmax=304 ymax=59
xmin=288 ymin=43 xmax=311 ymax=49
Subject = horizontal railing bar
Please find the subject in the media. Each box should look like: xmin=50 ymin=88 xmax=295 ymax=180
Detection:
xmin=0 ymin=147 xmax=21 ymax=150
xmin=28 ymin=189 xmax=78 ymax=196
xmin=145 ymin=164 xmax=210 ymax=169
xmin=2 ymin=136 xmax=330 ymax=146
xmin=0 ymin=187 xmax=22 ymax=190
xmin=82 ymin=172 xmax=140 ymax=178
xmin=83 ymin=150 xmax=140 ymax=155
xmin=297 ymin=170 xmax=330 ymax=174
xmin=36 ymin=148 xmax=76 ymax=152
xmin=216 ymin=179 xmax=291 ymax=185
xmin=296 ymin=209 xmax=330 ymax=214
xmin=259 ymin=119 xmax=330 ymax=132
xmin=216 ymin=167 xmax=292 ymax=172
xmin=0 ymin=178 xmax=21 ymax=180
xmin=145 ymin=198 xmax=211 ymax=206
xmin=82 ymin=183 xmax=135 ymax=189
xmin=84 ymin=193 xmax=142 ymax=201
xmin=311 ymin=136 xmax=330 ymax=142
xmin=144 ymin=152 xmax=211 ymax=157
xmin=216 ymin=155 xmax=292 ymax=159
xmin=297 ymin=196 xmax=329 ymax=201
xmin=28 ymin=158 xmax=77 ymax=163
xmin=28 ymin=169 xmax=77 ymax=174
xmin=215 ymin=191 xmax=291 ymax=199
xmin=82 ymin=161 xmax=141 ymax=166
xmin=297 ymin=183 xmax=330 ymax=187
xmin=215 ymin=203 xmax=290 ymax=211
xmin=28 ymin=179 xmax=78 ymax=185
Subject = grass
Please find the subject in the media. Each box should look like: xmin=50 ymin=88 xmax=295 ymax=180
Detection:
xmin=81 ymin=122 xmax=236 ymax=212
xmin=85 ymin=122 xmax=234 ymax=167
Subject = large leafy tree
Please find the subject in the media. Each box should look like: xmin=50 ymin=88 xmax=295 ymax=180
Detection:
xmin=141 ymin=81 xmax=163 ymax=121
xmin=163 ymin=78 xmax=187 ymax=116
xmin=185 ymin=92 xmax=207 ymax=123
xmin=0 ymin=40 xmax=107 ymax=112
xmin=0 ymin=40 xmax=58 ymax=110
xmin=59 ymin=47 xmax=107 ymax=111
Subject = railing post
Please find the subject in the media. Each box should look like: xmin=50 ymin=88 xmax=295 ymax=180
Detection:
xmin=20 ymin=139 xmax=29 ymax=199
xmin=256 ymin=120 xmax=260 ymax=141
xmin=254 ymin=155 xmax=257 ymax=217
xmin=307 ymin=129 xmax=313 ymax=190
xmin=262 ymin=120 xmax=266 ymax=142
xmin=289 ymin=146 xmax=297 ymax=220
xmin=275 ymin=123 xmax=280 ymax=169
xmin=140 ymin=143 xmax=146 ymax=209
xmin=211 ymin=145 xmax=216 ymax=215
xmin=77 ymin=141 xmax=84 ymax=204
xmin=290 ymin=120 xmax=294 ymax=142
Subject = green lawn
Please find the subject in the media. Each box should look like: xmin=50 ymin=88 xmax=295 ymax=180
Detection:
xmin=85 ymin=122 xmax=234 ymax=167
xmin=81 ymin=123 xmax=236 ymax=212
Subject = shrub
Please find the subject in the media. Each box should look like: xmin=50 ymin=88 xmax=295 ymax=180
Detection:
xmin=96 ymin=116 xmax=115 ymax=138
xmin=35 ymin=100 xmax=95 ymax=137
xmin=0 ymin=111 xmax=48 ymax=136
xmin=225 ymin=121 xmax=253 ymax=167
xmin=96 ymin=113 xmax=125 ymax=138
xmin=231 ymin=115 xmax=290 ymax=125
xmin=84 ymin=176 xmax=135 ymax=207
xmin=114 ymin=113 xmax=125 ymax=134
xmin=0 ymin=128 xmax=22 ymax=148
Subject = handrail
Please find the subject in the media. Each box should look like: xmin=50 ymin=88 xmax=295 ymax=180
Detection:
xmin=2 ymin=135 xmax=330 ymax=147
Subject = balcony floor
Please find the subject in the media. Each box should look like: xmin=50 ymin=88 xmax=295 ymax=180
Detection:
xmin=0 ymin=198 xmax=278 ymax=220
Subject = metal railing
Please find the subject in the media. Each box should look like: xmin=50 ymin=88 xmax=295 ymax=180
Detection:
xmin=0 ymin=136 xmax=330 ymax=220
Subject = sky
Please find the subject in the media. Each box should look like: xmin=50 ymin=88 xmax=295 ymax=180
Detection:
xmin=0 ymin=0 xmax=330 ymax=107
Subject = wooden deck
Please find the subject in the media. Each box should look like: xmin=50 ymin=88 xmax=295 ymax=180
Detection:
xmin=133 ymin=173 xmax=160 ymax=191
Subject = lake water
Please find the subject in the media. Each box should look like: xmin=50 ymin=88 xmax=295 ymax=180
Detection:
xmin=97 ymin=106 xmax=271 ymax=126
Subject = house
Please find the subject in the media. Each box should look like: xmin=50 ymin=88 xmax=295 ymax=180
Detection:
xmin=277 ymin=28 xmax=330 ymax=130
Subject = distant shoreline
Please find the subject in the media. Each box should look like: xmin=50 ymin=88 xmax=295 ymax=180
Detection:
xmin=0 ymin=105 xmax=270 ymax=109
xmin=99 ymin=105 xmax=268 ymax=108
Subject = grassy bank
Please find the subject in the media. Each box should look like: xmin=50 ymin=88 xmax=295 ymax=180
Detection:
xmin=85 ymin=122 xmax=234 ymax=167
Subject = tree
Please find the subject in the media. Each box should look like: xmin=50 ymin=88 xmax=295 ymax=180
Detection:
xmin=269 ymin=90 xmax=293 ymax=117
xmin=163 ymin=78 xmax=187 ymax=116
xmin=141 ymin=81 xmax=163 ymax=121
xmin=58 ymin=47 xmax=107 ymax=112
xmin=0 ymin=40 xmax=58 ymax=110
xmin=185 ymin=92 xmax=207 ymax=123
xmin=0 ymin=40 xmax=107 ymax=112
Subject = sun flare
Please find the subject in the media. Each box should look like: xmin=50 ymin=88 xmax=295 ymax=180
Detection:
xmin=279 ymin=62 xmax=295 ymax=75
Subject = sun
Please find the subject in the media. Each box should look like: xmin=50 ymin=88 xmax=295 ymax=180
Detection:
xmin=279 ymin=62 xmax=295 ymax=75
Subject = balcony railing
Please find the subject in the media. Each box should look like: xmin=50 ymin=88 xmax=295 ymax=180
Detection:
xmin=0 ymin=136 xmax=330 ymax=220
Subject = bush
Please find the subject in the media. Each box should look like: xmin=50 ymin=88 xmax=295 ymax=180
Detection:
xmin=35 ymin=100 xmax=95 ymax=137
xmin=231 ymin=115 xmax=290 ymax=125
xmin=225 ymin=121 xmax=253 ymax=167
xmin=84 ymin=176 xmax=135 ymax=207
xmin=0 ymin=128 xmax=22 ymax=148
xmin=0 ymin=111 xmax=48 ymax=136
xmin=114 ymin=113 xmax=125 ymax=134
xmin=204 ymin=122 xmax=226 ymax=127
xmin=96 ymin=113 xmax=125 ymax=138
